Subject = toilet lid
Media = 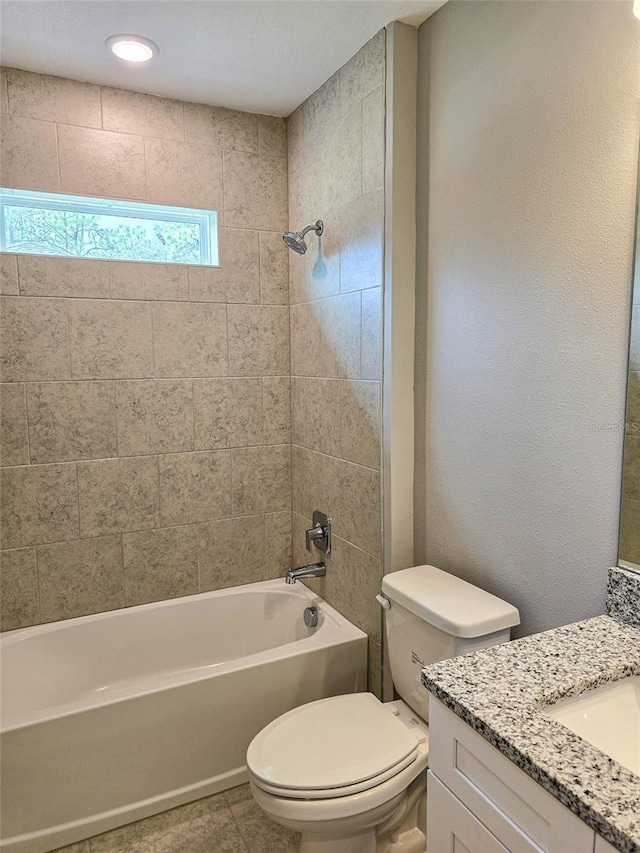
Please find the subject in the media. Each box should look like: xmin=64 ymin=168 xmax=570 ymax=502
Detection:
xmin=247 ymin=693 xmax=421 ymax=795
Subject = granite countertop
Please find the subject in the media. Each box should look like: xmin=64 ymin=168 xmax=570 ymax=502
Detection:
xmin=422 ymin=581 xmax=640 ymax=852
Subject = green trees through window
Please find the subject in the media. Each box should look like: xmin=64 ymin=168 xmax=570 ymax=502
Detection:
xmin=0 ymin=190 xmax=219 ymax=266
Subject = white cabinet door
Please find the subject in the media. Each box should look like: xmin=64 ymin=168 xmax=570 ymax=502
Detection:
xmin=427 ymin=772 xmax=510 ymax=853
xmin=594 ymin=836 xmax=618 ymax=853
xmin=428 ymin=698 xmax=596 ymax=853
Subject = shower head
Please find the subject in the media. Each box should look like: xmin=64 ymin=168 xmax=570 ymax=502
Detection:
xmin=283 ymin=220 xmax=324 ymax=254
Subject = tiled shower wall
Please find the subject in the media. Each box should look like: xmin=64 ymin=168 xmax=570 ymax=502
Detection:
xmin=0 ymin=67 xmax=292 ymax=629
xmin=287 ymin=32 xmax=385 ymax=697
xmin=621 ymin=267 xmax=639 ymax=565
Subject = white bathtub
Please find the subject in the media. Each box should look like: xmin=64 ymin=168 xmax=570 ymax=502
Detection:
xmin=0 ymin=579 xmax=368 ymax=853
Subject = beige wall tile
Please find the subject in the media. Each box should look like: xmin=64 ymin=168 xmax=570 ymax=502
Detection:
xmin=18 ymin=255 xmax=110 ymax=299
xmin=287 ymin=106 xmax=304 ymax=159
xmin=198 ymin=515 xmax=265 ymax=591
xmin=326 ymin=535 xmax=383 ymax=642
xmin=116 ymin=380 xmax=194 ymax=456
xmin=231 ymin=444 xmax=291 ymax=516
xmin=27 ymin=380 xmax=117 ymax=463
xmin=291 ymin=376 xmax=341 ymax=455
xmin=0 ymin=115 xmax=59 ymax=191
xmin=361 ymin=287 xmax=382 ymax=380
xmin=38 ymin=535 xmax=123 ymax=622
xmin=258 ymin=115 xmax=287 ymax=158
xmin=193 ymin=378 xmax=262 ymax=450
xmin=145 ymin=138 xmax=223 ymax=209
xmin=101 ymin=87 xmax=184 ymax=141
xmin=322 ymin=105 xmax=362 ymax=214
xmin=291 ymin=446 xmax=380 ymax=556
xmin=1 ymin=462 xmax=79 ymax=549
xmin=320 ymin=292 xmax=362 ymax=379
xmin=266 ymin=510 xmax=292 ymax=573
xmin=328 ymin=454 xmax=381 ymax=556
xmin=0 ymin=254 xmax=19 ymax=295
xmin=153 ymin=302 xmax=227 ymax=378
xmin=227 ymin=305 xmax=289 ymax=376
xmin=184 ymin=103 xmax=258 ymax=153
xmin=291 ymin=446 xmax=324 ymax=521
xmin=263 ymin=377 xmax=290 ymax=444
xmin=303 ymin=72 xmax=341 ymax=141
xmin=287 ymin=130 xmax=324 ymax=229
xmin=0 ymin=296 xmax=70 ymax=381
xmin=189 ymin=228 xmax=259 ymax=303
xmin=0 ymin=67 xmax=8 ymax=114
xmin=340 ymin=380 xmax=380 ymax=469
xmin=68 ymin=300 xmax=153 ymax=379
xmin=288 ymin=218 xmax=340 ymax=305
xmin=362 ymin=86 xmax=384 ymax=195
xmin=223 ymin=151 xmax=288 ymax=231
xmin=0 ymin=547 xmax=39 ymax=630
xmin=368 ymin=638 xmax=383 ymax=700
xmin=339 ymin=30 xmax=385 ymax=115
xmin=291 ymin=511 xmax=315 ymax=579
xmin=58 ymin=125 xmax=145 ymax=199
xmin=259 ymin=232 xmax=289 ymax=305
xmin=77 ymin=456 xmax=160 ymax=537
xmin=1 ymin=383 xmax=28 ymax=466
xmin=7 ymin=69 xmax=101 ymax=127
xmin=620 ymin=498 xmax=640 ymax=565
xmin=123 ymin=526 xmax=198 ymax=606
xmin=159 ymin=450 xmax=232 ymax=526
xmin=339 ymin=190 xmax=383 ymax=293
xmin=109 ymin=261 xmax=189 ymax=301
xmin=290 ymin=302 xmax=322 ymax=377
xmin=286 ymin=36 xmax=384 ymax=689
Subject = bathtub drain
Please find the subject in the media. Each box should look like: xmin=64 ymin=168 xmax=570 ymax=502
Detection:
xmin=303 ymin=607 xmax=319 ymax=628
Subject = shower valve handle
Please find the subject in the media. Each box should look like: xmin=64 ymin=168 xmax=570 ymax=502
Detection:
xmin=305 ymin=511 xmax=332 ymax=554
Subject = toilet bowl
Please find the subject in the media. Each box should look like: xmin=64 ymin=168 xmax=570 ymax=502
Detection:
xmin=248 ymin=695 xmax=428 ymax=853
xmin=247 ymin=565 xmax=520 ymax=853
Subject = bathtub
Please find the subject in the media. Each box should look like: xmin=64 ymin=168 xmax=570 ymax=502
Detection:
xmin=0 ymin=578 xmax=368 ymax=853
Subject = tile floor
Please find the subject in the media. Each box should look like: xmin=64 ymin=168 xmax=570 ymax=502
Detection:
xmin=53 ymin=784 xmax=300 ymax=853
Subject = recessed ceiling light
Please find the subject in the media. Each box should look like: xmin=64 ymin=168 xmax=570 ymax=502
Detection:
xmin=105 ymin=34 xmax=159 ymax=63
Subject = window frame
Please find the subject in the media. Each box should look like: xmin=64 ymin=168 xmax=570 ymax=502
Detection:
xmin=0 ymin=187 xmax=219 ymax=266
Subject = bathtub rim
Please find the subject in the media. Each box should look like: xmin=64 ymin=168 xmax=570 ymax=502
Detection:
xmin=1 ymin=579 xmax=368 ymax=733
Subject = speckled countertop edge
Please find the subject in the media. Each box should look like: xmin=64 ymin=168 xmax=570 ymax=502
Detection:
xmin=422 ymin=614 xmax=640 ymax=853
xmin=608 ymin=566 xmax=640 ymax=628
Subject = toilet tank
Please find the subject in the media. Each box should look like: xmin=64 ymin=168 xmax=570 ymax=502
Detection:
xmin=380 ymin=566 xmax=520 ymax=721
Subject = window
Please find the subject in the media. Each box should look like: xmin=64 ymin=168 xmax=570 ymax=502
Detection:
xmin=0 ymin=188 xmax=219 ymax=266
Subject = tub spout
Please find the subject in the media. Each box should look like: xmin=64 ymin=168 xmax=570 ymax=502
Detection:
xmin=285 ymin=562 xmax=326 ymax=584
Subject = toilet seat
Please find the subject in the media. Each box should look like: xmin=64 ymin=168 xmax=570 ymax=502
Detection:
xmin=247 ymin=693 xmax=424 ymax=800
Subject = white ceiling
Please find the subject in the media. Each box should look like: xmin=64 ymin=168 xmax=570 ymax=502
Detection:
xmin=0 ymin=0 xmax=445 ymax=116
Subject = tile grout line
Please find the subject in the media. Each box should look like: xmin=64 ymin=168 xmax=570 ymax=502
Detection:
xmin=0 ymin=443 xmax=292 ymax=476
xmin=23 ymin=382 xmax=32 ymax=465
xmin=33 ymin=540 xmax=42 ymax=624
xmin=54 ymin=121 xmax=62 ymax=191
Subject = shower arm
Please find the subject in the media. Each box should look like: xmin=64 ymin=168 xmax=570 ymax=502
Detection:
xmin=299 ymin=221 xmax=324 ymax=238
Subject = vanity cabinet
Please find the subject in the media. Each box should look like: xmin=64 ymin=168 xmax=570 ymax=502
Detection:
xmin=427 ymin=698 xmax=619 ymax=853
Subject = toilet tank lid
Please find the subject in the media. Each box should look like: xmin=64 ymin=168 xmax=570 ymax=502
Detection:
xmin=381 ymin=565 xmax=520 ymax=638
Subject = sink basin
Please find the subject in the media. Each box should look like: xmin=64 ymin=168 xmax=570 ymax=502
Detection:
xmin=544 ymin=676 xmax=640 ymax=777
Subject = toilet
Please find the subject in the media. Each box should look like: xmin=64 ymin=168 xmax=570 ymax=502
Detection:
xmin=247 ymin=565 xmax=520 ymax=853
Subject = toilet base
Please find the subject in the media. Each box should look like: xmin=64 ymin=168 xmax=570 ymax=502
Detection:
xmin=296 ymin=772 xmax=426 ymax=853
xmin=300 ymin=829 xmax=376 ymax=853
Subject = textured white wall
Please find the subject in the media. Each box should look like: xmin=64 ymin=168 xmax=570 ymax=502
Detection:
xmin=415 ymin=1 xmax=640 ymax=636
